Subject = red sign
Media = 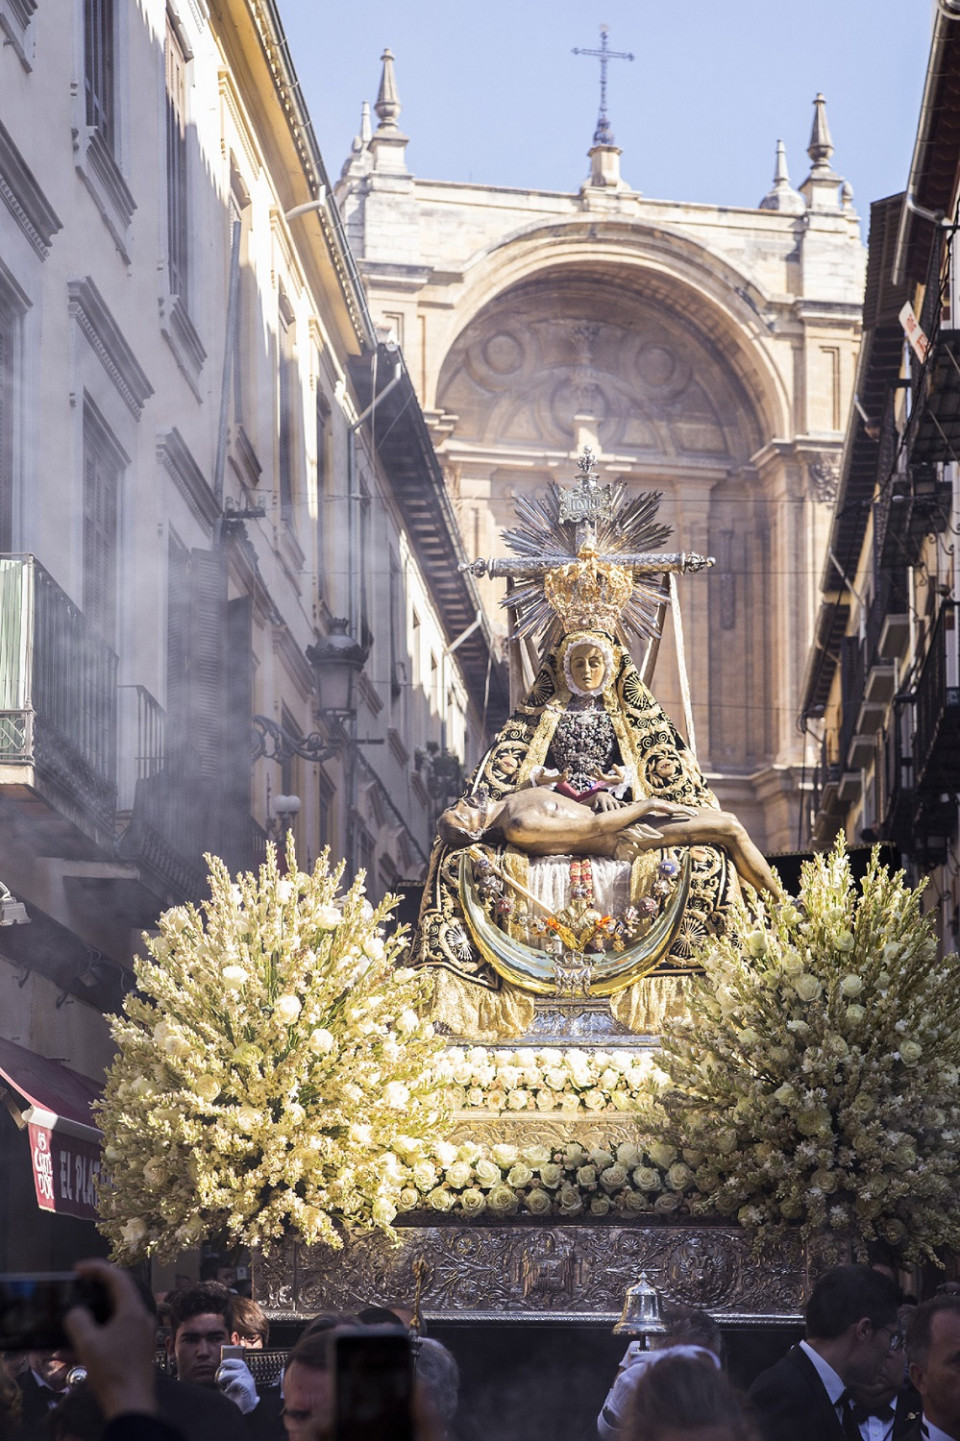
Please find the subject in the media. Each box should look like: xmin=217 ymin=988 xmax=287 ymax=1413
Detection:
xmin=28 ymin=1123 xmax=101 ymax=1221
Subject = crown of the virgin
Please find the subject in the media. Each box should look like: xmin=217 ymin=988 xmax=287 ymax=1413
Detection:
xmin=543 ymin=548 xmax=634 ymax=635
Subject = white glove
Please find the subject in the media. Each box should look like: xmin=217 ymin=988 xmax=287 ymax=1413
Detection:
xmin=216 ymin=1357 xmax=260 ymax=1414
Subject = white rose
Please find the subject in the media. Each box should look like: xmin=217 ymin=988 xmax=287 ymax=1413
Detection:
xmin=384 ymin=1082 xmax=410 ymax=1110
xmin=315 ymin=904 xmax=342 ymax=929
xmin=275 ymin=994 xmax=302 ymax=1023
xmin=445 ymin=1161 xmax=473 ymax=1190
xmin=475 ymin=1159 xmax=501 ymax=1188
xmin=525 ymin=1187 xmax=553 ymax=1216
xmin=793 ymin=973 xmax=822 ymax=1002
xmin=397 ymin=1010 xmax=420 ymax=1035
xmin=840 ymin=973 xmax=864 ymax=997
xmin=195 ymin=1075 xmax=220 ymax=1103
xmin=121 ymin=1218 xmax=148 ymax=1248
xmin=460 ymin=1188 xmax=486 ymax=1216
xmin=221 ymin=965 xmax=247 ymax=990
xmin=363 ymin=935 xmax=385 ymax=962
xmin=309 ymin=1028 xmax=336 ymax=1054
xmin=491 ymin=1143 xmax=518 ymax=1168
xmin=372 ymin=1197 xmax=397 ymax=1225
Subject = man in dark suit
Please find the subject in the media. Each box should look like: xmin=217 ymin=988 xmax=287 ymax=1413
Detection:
xmin=748 ymin=1265 xmax=901 ymax=1441
xmin=845 ymin=1335 xmax=921 ymax=1440
xmin=903 ymin=1294 xmax=960 ymax=1441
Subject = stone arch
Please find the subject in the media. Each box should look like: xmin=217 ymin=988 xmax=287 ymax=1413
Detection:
xmin=436 ymin=267 xmax=765 ymax=468
xmin=428 ymin=218 xmax=790 ymax=448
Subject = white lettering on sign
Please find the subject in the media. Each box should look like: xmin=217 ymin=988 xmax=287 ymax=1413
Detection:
xmin=32 ymin=1128 xmax=54 ymax=1203
xmin=899 ymin=301 xmax=930 ymax=364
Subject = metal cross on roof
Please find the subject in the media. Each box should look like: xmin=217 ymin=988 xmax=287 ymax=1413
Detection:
xmin=572 ymin=24 xmax=634 ymax=147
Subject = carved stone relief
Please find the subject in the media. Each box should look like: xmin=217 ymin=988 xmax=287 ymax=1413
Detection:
xmin=437 ymin=279 xmax=754 ymax=463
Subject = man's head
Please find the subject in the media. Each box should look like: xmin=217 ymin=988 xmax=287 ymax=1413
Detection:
xmin=436 ymin=791 xmax=497 ymax=849
xmin=230 ymin=1295 xmax=269 ymax=1349
xmin=283 ymin=1329 xmax=333 ymax=1441
xmin=805 ymin=1265 xmax=901 ymax=1387
xmin=908 ymin=1295 xmax=960 ymax=1436
xmin=27 ymin=1350 xmax=72 ymax=1391
xmin=166 ymin=1282 xmax=233 ymax=1388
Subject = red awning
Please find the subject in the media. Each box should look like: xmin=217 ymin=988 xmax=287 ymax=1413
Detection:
xmin=0 ymin=1037 xmax=103 ymax=1220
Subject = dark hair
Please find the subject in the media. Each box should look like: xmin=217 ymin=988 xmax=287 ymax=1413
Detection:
xmin=288 ymin=1328 xmax=334 ymax=1374
xmin=906 ymin=1294 xmax=960 ymax=1369
xmin=198 ymin=1256 xmax=222 ymax=1282
xmin=48 ymin=1387 xmax=106 ymax=1441
xmin=660 ymin=1303 xmax=724 ymax=1360
xmin=624 ymin=1355 xmax=757 ymax=1441
xmin=805 ymin=1265 xmax=900 ymax=1340
xmin=166 ymin=1281 xmax=232 ymax=1338
xmin=228 ymin=1295 xmax=269 ymax=1345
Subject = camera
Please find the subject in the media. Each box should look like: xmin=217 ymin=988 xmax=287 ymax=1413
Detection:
xmin=0 ymin=1272 xmax=112 ymax=1351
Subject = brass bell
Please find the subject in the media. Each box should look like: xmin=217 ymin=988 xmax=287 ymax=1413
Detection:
xmin=612 ymin=1271 xmax=669 ymax=1345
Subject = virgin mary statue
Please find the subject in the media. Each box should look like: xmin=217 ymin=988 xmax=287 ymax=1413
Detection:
xmin=412 ymin=453 xmax=778 ymax=1042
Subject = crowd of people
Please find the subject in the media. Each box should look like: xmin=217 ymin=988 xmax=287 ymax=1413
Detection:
xmin=1 ymin=1260 xmax=959 ymax=1440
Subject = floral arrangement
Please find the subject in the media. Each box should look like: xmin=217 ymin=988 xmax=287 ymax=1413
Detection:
xmin=96 ymin=843 xmax=444 ymax=1263
xmin=643 ymin=839 xmax=960 ymax=1261
xmin=392 ymin=1138 xmax=690 ymax=1219
xmin=434 ymin=1045 xmax=665 ymax=1114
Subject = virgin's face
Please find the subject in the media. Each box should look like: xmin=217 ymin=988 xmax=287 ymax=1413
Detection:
xmin=569 ymin=644 xmax=606 ymax=692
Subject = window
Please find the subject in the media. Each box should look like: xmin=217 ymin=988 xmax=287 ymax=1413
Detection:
xmin=0 ymin=295 xmax=18 ymax=552
xmin=82 ymin=401 xmax=123 ymax=645
xmin=84 ymin=0 xmax=114 ymax=151
xmin=165 ymin=17 xmax=189 ymax=300
xmin=315 ymin=391 xmax=329 ymax=594
xmin=166 ymin=533 xmax=189 ymax=757
xmin=388 ymin=551 xmax=404 ymax=702
xmin=278 ymin=301 xmax=298 ymax=523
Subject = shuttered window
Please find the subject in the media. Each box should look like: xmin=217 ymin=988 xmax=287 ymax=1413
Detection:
xmin=165 ymin=18 xmax=189 ymax=298
xmin=82 ymin=402 xmax=122 ymax=645
xmin=84 ymin=0 xmax=114 ymax=150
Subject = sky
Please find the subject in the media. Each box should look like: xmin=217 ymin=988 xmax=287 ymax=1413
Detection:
xmin=278 ymin=0 xmax=935 ymax=224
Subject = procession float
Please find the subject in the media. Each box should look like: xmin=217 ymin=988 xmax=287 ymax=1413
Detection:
xmin=97 ymin=453 xmax=960 ymax=1338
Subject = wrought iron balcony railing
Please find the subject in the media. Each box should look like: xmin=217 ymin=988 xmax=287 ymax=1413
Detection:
xmin=914 ymin=601 xmax=960 ymax=795
xmin=0 ymin=555 xmax=117 ymax=839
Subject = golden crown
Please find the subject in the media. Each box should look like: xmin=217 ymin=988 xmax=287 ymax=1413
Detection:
xmin=543 ymin=548 xmax=634 ymax=635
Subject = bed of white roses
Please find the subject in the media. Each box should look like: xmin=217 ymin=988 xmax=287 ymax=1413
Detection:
xmin=389 ymin=1137 xmax=702 ymax=1220
xmin=641 ymin=839 xmax=960 ymax=1262
xmin=96 ymin=843 xmax=444 ymax=1264
xmin=433 ymin=1044 xmax=666 ymax=1115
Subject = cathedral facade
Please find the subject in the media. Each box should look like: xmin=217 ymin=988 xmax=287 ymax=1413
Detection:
xmin=336 ymin=57 xmax=867 ymax=853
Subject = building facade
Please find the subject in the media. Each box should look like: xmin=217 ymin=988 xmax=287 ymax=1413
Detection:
xmin=0 ymin=0 xmax=500 ymax=1267
xmin=801 ymin=9 xmax=960 ymax=958
xmin=336 ymin=56 xmax=867 ymax=855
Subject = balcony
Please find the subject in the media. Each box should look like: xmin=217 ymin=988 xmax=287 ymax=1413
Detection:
xmin=875 ymin=702 xmax=915 ymax=854
xmin=0 ymin=556 xmax=117 ymax=852
xmin=911 ymin=330 xmax=960 ymax=465
xmin=914 ymin=602 xmax=960 ymax=795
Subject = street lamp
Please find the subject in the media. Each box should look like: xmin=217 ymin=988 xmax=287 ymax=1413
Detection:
xmin=251 ymin=619 xmax=369 ymax=764
xmin=0 ymin=882 xmax=29 ymax=926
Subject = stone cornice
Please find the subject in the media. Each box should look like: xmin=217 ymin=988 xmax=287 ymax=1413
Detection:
xmin=68 ymin=277 xmax=153 ymax=419
xmin=0 ymin=118 xmax=61 ymax=258
xmin=156 ymin=427 xmax=218 ymax=531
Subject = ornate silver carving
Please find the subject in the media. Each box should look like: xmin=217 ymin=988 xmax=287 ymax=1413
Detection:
xmin=255 ymin=1224 xmax=806 ymax=1326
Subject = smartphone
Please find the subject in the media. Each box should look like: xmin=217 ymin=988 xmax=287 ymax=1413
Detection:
xmin=332 ymin=1328 xmax=414 ymax=1441
xmin=0 ymin=1272 xmax=111 ymax=1351
xmin=220 ymin=1344 xmax=245 ymax=1363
